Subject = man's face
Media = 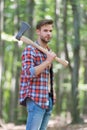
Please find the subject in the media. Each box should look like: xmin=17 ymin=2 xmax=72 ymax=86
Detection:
xmin=37 ymin=24 xmax=53 ymax=43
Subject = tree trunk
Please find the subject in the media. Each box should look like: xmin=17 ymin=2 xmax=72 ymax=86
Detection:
xmin=26 ymin=0 xmax=35 ymax=40
xmin=0 ymin=0 xmax=4 ymax=118
xmin=14 ymin=43 xmax=21 ymax=123
xmin=8 ymin=0 xmax=21 ymax=122
xmin=62 ymin=0 xmax=72 ymax=72
xmin=54 ymin=0 xmax=61 ymax=114
xmin=70 ymin=0 xmax=81 ymax=123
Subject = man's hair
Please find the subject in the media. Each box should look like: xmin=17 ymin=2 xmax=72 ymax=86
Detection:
xmin=36 ymin=19 xmax=54 ymax=29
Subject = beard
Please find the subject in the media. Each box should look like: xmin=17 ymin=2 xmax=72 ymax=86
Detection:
xmin=40 ymin=36 xmax=51 ymax=44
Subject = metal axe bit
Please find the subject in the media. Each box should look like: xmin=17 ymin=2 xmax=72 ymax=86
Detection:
xmin=16 ymin=22 xmax=31 ymax=40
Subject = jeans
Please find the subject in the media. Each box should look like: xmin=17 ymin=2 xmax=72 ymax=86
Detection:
xmin=26 ymin=97 xmax=53 ymax=130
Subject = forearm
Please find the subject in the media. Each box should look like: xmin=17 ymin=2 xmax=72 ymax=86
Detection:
xmin=34 ymin=51 xmax=56 ymax=76
xmin=34 ymin=60 xmax=50 ymax=76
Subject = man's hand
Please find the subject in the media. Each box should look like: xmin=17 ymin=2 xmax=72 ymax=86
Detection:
xmin=46 ymin=51 xmax=56 ymax=64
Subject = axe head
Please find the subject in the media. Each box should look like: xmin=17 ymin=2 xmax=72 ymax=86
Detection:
xmin=16 ymin=22 xmax=31 ymax=40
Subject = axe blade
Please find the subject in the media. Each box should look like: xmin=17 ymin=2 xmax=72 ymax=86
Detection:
xmin=16 ymin=22 xmax=31 ymax=40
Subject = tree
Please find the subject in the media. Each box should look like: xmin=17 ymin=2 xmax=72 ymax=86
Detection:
xmin=26 ymin=0 xmax=35 ymax=39
xmin=70 ymin=0 xmax=81 ymax=123
xmin=0 ymin=0 xmax=4 ymax=118
xmin=1 ymin=0 xmax=87 ymax=124
xmin=54 ymin=0 xmax=61 ymax=114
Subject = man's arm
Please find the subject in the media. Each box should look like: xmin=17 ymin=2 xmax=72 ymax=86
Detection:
xmin=34 ymin=51 xmax=56 ymax=76
xmin=22 ymin=46 xmax=56 ymax=77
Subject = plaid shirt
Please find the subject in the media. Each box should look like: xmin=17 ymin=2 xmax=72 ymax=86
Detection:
xmin=19 ymin=44 xmax=53 ymax=109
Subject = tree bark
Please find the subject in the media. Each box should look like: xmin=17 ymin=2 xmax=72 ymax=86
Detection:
xmin=0 ymin=0 xmax=4 ymax=118
xmin=54 ymin=0 xmax=61 ymax=114
xmin=63 ymin=0 xmax=72 ymax=72
xmin=70 ymin=0 xmax=81 ymax=123
xmin=8 ymin=0 xmax=21 ymax=122
xmin=26 ymin=0 xmax=35 ymax=40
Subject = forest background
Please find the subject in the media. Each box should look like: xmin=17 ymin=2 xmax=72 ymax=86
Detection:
xmin=0 ymin=0 xmax=87 ymax=126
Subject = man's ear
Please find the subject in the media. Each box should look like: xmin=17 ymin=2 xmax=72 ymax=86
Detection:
xmin=36 ymin=29 xmax=40 ymax=35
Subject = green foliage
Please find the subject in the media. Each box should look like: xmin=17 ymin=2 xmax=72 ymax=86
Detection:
xmin=0 ymin=0 xmax=87 ymax=124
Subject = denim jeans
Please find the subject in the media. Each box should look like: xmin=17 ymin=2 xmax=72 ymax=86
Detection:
xmin=26 ymin=97 xmax=53 ymax=130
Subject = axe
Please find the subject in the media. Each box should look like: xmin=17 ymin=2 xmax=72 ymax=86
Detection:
xmin=16 ymin=22 xmax=69 ymax=67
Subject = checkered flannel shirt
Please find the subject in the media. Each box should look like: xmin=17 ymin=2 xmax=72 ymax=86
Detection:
xmin=19 ymin=44 xmax=52 ymax=109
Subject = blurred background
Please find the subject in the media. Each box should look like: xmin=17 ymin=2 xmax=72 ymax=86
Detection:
xmin=0 ymin=0 xmax=87 ymax=129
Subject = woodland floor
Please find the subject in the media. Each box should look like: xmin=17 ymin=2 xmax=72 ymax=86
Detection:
xmin=0 ymin=114 xmax=87 ymax=130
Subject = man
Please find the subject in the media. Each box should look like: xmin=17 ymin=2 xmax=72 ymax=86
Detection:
xmin=19 ymin=19 xmax=56 ymax=130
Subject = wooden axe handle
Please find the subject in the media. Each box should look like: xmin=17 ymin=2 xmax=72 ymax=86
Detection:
xmin=20 ymin=36 xmax=69 ymax=67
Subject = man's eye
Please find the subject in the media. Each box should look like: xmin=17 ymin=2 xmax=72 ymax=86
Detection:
xmin=44 ymin=30 xmax=48 ymax=32
xmin=44 ymin=30 xmax=52 ymax=32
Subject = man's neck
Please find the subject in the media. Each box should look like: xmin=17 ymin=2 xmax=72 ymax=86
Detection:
xmin=37 ymin=38 xmax=47 ymax=49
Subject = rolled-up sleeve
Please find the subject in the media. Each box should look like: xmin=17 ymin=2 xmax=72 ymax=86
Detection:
xmin=21 ymin=45 xmax=36 ymax=79
xmin=30 ymin=67 xmax=35 ymax=76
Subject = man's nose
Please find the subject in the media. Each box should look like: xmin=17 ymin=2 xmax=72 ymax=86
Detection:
xmin=47 ymin=31 xmax=51 ymax=35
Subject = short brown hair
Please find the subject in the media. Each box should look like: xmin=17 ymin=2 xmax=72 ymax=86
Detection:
xmin=36 ymin=19 xmax=53 ymax=29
